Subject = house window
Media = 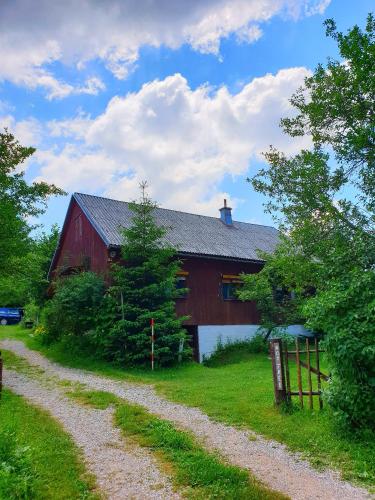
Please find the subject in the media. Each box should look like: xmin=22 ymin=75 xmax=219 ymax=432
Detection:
xmin=176 ymin=271 xmax=189 ymax=298
xmin=221 ymin=274 xmax=242 ymax=301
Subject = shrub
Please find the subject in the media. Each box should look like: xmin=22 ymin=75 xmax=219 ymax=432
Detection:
xmin=43 ymin=272 xmax=105 ymax=343
xmin=21 ymin=301 xmax=41 ymax=328
xmin=305 ymin=269 xmax=375 ymax=431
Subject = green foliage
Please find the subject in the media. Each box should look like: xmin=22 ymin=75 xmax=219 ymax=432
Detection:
xmin=0 ymin=225 xmax=60 ymax=308
xmin=43 ymin=272 xmax=105 ymax=343
xmin=0 ymin=430 xmax=36 ymax=499
xmin=94 ymin=183 xmax=190 ymax=366
xmin=239 ymin=241 xmax=310 ymax=336
xmin=0 ymin=388 xmax=96 ymax=499
xmin=305 ymin=269 xmax=375 ymax=430
xmin=67 ymin=389 xmax=119 ymax=409
xmin=0 ymin=130 xmax=64 ymax=278
xmin=246 ymin=14 xmax=375 ymax=431
xmin=21 ymin=301 xmax=40 ymax=327
xmin=115 ymin=402 xmax=283 ymax=499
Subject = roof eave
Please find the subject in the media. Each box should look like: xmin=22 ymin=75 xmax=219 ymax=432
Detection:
xmin=107 ymin=244 xmax=265 ymax=264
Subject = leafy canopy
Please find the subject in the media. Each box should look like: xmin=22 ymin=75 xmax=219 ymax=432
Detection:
xmin=0 ymin=129 xmax=64 ymax=274
xmin=242 ymin=14 xmax=375 ymax=430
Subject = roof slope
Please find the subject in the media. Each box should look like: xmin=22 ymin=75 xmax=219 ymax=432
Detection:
xmin=74 ymin=192 xmax=280 ymax=262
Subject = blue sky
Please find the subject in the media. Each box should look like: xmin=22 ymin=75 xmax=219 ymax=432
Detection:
xmin=0 ymin=0 xmax=373 ymax=232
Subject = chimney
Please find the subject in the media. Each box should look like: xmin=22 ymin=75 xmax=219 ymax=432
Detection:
xmin=219 ymin=199 xmax=233 ymax=226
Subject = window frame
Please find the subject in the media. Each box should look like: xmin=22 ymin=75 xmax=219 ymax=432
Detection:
xmin=221 ymin=274 xmax=243 ymax=301
xmin=176 ymin=271 xmax=189 ymax=299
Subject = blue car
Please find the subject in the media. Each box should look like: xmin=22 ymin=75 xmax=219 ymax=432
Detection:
xmin=0 ymin=308 xmax=23 ymax=325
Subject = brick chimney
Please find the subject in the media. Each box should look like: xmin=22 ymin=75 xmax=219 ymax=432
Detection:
xmin=219 ymin=199 xmax=233 ymax=226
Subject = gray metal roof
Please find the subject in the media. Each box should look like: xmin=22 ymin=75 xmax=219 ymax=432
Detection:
xmin=74 ymin=192 xmax=280 ymax=262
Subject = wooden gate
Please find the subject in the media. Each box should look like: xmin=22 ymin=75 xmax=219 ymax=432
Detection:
xmin=270 ymin=338 xmax=329 ymax=409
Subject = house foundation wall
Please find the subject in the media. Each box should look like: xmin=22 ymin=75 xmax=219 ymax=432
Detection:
xmin=197 ymin=324 xmax=260 ymax=362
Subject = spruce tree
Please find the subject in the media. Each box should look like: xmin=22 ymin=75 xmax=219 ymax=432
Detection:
xmin=98 ymin=182 xmax=190 ymax=366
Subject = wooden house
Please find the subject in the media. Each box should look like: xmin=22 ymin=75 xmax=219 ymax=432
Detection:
xmin=49 ymin=193 xmax=280 ymax=361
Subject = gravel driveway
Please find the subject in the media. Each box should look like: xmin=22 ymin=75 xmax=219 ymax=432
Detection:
xmin=1 ymin=339 xmax=372 ymax=500
xmin=4 ymin=368 xmax=179 ymax=499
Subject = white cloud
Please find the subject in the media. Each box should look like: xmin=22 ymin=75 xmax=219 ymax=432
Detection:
xmin=0 ymin=0 xmax=330 ymax=98
xmin=0 ymin=115 xmax=42 ymax=147
xmin=32 ymin=68 xmax=311 ymax=214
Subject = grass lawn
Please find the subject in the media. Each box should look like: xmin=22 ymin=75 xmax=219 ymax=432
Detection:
xmin=1 ymin=324 xmax=374 ymax=491
xmin=0 ymin=388 xmax=97 ymax=499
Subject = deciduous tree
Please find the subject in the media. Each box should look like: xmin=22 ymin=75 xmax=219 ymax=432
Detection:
xmin=242 ymin=14 xmax=375 ymax=430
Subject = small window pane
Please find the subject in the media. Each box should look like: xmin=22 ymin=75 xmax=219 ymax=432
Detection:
xmin=176 ymin=277 xmax=188 ymax=297
xmin=222 ymin=282 xmax=238 ymax=300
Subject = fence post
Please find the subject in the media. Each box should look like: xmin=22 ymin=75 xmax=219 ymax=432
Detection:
xmin=270 ymin=339 xmax=287 ymax=405
xmin=306 ymin=338 xmax=313 ymax=409
xmin=295 ymin=338 xmax=304 ymax=408
xmin=315 ymin=338 xmax=323 ymax=409
xmin=284 ymin=341 xmax=291 ymax=403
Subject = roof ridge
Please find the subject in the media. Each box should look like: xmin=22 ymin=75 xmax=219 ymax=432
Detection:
xmin=73 ymin=192 xmax=277 ymax=230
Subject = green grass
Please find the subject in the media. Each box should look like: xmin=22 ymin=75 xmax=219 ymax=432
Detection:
xmin=66 ymin=388 xmax=285 ymax=499
xmin=0 ymin=388 xmax=98 ymax=499
xmin=67 ymin=389 xmax=119 ymax=409
xmin=1 ymin=348 xmax=45 ymax=378
xmin=1 ymin=324 xmax=374 ymax=491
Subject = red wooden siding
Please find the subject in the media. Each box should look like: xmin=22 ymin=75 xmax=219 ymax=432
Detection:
xmin=51 ymin=200 xmax=262 ymax=326
xmin=175 ymin=257 xmax=262 ymax=325
xmin=52 ymin=199 xmax=108 ymax=279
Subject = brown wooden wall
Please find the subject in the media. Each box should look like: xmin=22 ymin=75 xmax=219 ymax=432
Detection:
xmin=176 ymin=257 xmax=262 ymax=325
xmin=51 ymin=199 xmax=108 ymax=278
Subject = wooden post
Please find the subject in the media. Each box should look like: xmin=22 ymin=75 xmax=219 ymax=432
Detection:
xmin=306 ymin=338 xmax=313 ymax=409
xmin=295 ymin=339 xmax=303 ymax=408
xmin=315 ymin=338 xmax=323 ymax=409
xmin=270 ymin=339 xmax=287 ymax=405
xmin=284 ymin=341 xmax=291 ymax=402
xmin=0 ymin=350 xmax=2 ymax=400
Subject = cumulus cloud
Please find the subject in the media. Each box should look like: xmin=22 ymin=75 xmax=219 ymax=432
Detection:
xmin=32 ymin=68 xmax=311 ymax=214
xmin=0 ymin=115 xmax=42 ymax=147
xmin=0 ymin=0 xmax=329 ymax=98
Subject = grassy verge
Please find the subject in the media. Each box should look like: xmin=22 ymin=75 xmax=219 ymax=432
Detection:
xmin=1 ymin=324 xmax=374 ymax=491
xmin=68 ymin=388 xmax=286 ymax=499
xmin=0 ymin=388 xmax=97 ymax=499
xmin=2 ymin=348 xmax=45 ymax=377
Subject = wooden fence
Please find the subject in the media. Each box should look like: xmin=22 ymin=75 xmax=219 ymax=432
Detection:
xmin=270 ymin=338 xmax=329 ymax=409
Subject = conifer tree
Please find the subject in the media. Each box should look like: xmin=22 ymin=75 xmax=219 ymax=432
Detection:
xmin=97 ymin=182 xmax=190 ymax=366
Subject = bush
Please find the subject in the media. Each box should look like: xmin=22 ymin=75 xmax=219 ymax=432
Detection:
xmin=43 ymin=272 xmax=105 ymax=343
xmin=0 ymin=430 xmax=36 ymax=499
xmin=305 ymin=269 xmax=375 ymax=431
xmin=21 ymin=301 xmax=41 ymax=328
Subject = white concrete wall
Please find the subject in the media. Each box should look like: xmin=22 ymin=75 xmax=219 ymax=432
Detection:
xmin=197 ymin=324 xmax=313 ymax=362
xmin=197 ymin=324 xmax=260 ymax=362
